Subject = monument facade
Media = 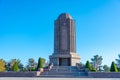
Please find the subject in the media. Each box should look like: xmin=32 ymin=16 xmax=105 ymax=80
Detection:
xmin=49 ymin=13 xmax=80 ymax=66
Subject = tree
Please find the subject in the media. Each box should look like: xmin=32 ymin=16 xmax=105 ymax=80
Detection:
xmin=13 ymin=62 xmax=19 ymax=72
xmin=91 ymin=55 xmax=103 ymax=70
xmin=103 ymin=65 xmax=110 ymax=72
xmin=26 ymin=58 xmax=37 ymax=71
xmin=110 ymin=61 xmax=118 ymax=72
xmin=0 ymin=59 xmax=6 ymax=72
xmin=6 ymin=59 xmax=23 ymax=71
xmin=85 ymin=60 xmax=92 ymax=71
xmin=37 ymin=57 xmax=43 ymax=70
xmin=116 ymin=54 xmax=120 ymax=71
xmin=18 ymin=63 xmax=24 ymax=71
xmin=42 ymin=58 xmax=46 ymax=67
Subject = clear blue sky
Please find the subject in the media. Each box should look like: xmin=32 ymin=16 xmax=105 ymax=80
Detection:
xmin=0 ymin=0 xmax=120 ymax=66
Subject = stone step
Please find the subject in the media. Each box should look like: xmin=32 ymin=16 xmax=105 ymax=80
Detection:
xmin=50 ymin=66 xmax=79 ymax=72
xmin=46 ymin=70 xmax=79 ymax=73
xmin=39 ymin=66 xmax=87 ymax=77
xmin=41 ymin=72 xmax=79 ymax=74
xmin=52 ymin=66 xmax=77 ymax=68
xmin=41 ymin=72 xmax=87 ymax=76
xmin=39 ymin=75 xmax=90 ymax=78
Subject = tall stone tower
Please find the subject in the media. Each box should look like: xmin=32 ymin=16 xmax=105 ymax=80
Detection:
xmin=49 ymin=13 xmax=80 ymax=66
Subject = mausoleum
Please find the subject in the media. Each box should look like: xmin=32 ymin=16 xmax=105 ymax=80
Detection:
xmin=49 ymin=13 xmax=80 ymax=66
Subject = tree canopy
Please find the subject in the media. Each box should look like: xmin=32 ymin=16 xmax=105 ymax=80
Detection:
xmin=85 ymin=60 xmax=92 ymax=71
xmin=0 ymin=59 xmax=6 ymax=72
xmin=37 ymin=57 xmax=43 ymax=70
xmin=13 ymin=62 xmax=19 ymax=72
xmin=110 ymin=61 xmax=118 ymax=72
xmin=103 ymin=65 xmax=110 ymax=72
xmin=6 ymin=59 xmax=23 ymax=71
xmin=116 ymin=54 xmax=120 ymax=71
xmin=91 ymin=55 xmax=103 ymax=70
xmin=26 ymin=58 xmax=37 ymax=71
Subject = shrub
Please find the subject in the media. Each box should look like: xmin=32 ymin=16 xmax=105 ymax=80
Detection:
xmin=85 ymin=60 xmax=92 ymax=71
xmin=110 ymin=61 xmax=118 ymax=72
xmin=13 ymin=62 xmax=19 ymax=72
xmin=91 ymin=68 xmax=97 ymax=72
xmin=37 ymin=57 xmax=43 ymax=70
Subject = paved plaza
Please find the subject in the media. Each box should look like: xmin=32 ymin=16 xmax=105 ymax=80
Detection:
xmin=0 ymin=78 xmax=120 ymax=80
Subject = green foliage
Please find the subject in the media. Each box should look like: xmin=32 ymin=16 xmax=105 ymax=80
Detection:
xmin=0 ymin=59 xmax=6 ymax=72
xmin=31 ymin=68 xmax=36 ymax=71
xmin=91 ymin=55 xmax=103 ymax=70
xmin=37 ymin=57 xmax=43 ymax=70
xmin=13 ymin=62 xmax=19 ymax=72
xmin=18 ymin=63 xmax=24 ymax=71
xmin=103 ymin=65 xmax=110 ymax=72
xmin=91 ymin=68 xmax=97 ymax=72
xmin=85 ymin=60 xmax=92 ymax=71
xmin=116 ymin=54 xmax=120 ymax=70
xmin=42 ymin=58 xmax=46 ymax=65
xmin=110 ymin=61 xmax=118 ymax=72
xmin=6 ymin=59 xmax=22 ymax=71
xmin=26 ymin=58 xmax=37 ymax=71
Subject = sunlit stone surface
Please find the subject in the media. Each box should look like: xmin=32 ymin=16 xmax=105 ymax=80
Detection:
xmin=49 ymin=13 xmax=80 ymax=66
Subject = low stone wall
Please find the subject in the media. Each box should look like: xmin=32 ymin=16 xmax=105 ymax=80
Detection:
xmin=88 ymin=72 xmax=120 ymax=78
xmin=1 ymin=71 xmax=120 ymax=78
xmin=1 ymin=78 xmax=120 ymax=80
xmin=0 ymin=72 xmax=37 ymax=77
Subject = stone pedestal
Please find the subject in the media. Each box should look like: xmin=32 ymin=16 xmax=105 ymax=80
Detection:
xmin=49 ymin=52 xmax=80 ymax=66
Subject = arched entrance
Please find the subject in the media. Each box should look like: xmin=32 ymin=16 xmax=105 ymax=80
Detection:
xmin=59 ymin=58 xmax=71 ymax=66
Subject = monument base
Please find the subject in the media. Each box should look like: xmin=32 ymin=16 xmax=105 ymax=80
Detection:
xmin=49 ymin=52 xmax=80 ymax=66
